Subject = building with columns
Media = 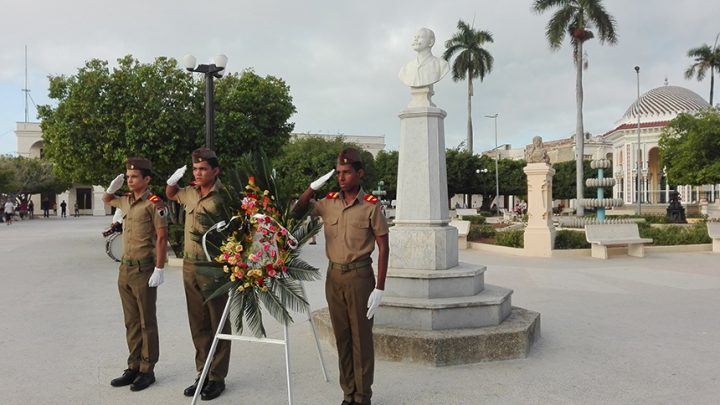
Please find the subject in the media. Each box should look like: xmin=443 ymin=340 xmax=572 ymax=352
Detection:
xmin=602 ymin=85 xmax=714 ymax=207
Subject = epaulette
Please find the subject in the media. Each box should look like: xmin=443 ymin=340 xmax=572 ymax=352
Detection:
xmin=363 ymin=194 xmax=379 ymax=204
xmin=123 ymin=192 xmax=131 ymax=196
xmin=189 ymin=181 xmax=197 ymax=187
xmin=148 ymin=194 xmax=162 ymax=204
xmin=325 ymin=191 xmax=340 ymax=199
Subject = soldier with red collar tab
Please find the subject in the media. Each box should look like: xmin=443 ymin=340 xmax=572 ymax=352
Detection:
xmin=102 ymin=157 xmax=168 ymax=392
xmin=165 ymin=147 xmax=230 ymax=401
xmin=294 ymin=148 xmax=389 ymax=405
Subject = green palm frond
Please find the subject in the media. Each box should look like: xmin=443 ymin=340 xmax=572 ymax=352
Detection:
xmin=258 ymin=286 xmax=293 ymax=323
xmin=271 ymin=277 xmax=309 ymax=313
xmin=243 ymin=291 xmax=266 ymax=338
xmin=285 ymin=257 xmax=323 ymax=281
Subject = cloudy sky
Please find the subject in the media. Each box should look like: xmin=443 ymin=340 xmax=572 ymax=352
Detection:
xmin=1 ymin=0 xmax=718 ymax=156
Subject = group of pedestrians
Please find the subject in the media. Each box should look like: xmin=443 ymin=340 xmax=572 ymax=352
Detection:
xmin=103 ymin=147 xmax=388 ymax=405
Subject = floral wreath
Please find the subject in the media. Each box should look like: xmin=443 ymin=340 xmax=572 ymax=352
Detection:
xmin=197 ymin=168 xmax=321 ymax=338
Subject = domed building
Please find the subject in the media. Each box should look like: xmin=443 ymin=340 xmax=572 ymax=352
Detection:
xmin=603 ymin=84 xmax=714 ymax=209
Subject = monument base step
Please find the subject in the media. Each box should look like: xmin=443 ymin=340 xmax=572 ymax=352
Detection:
xmin=312 ymin=306 xmax=540 ymax=367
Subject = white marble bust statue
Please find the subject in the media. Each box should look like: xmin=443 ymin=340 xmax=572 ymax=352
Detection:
xmin=398 ymin=28 xmax=450 ymax=88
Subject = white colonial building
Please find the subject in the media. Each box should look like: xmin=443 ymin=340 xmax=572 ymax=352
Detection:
xmin=16 ymin=122 xmax=111 ymax=217
xmin=602 ymin=85 xmax=715 ymax=207
xmin=291 ymin=132 xmax=386 ymax=157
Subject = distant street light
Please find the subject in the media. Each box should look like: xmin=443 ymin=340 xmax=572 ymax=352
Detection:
xmin=183 ymin=54 xmax=228 ymax=150
xmin=634 ymin=66 xmax=641 ymax=214
xmin=485 ymin=114 xmax=500 ymax=209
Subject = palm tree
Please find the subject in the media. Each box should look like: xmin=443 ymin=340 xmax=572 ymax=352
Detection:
xmin=442 ymin=20 xmax=494 ymax=154
xmin=685 ymin=33 xmax=720 ymax=105
xmin=533 ymin=0 xmax=618 ymax=216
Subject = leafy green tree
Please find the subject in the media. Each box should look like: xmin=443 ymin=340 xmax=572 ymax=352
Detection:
xmin=214 ymin=69 xmax=296 ymax=167
xmin=533 ymin=0 xmax=618 ymax=215
xmin=271 ymin=136 xmax=377 ymax=197
xmin=373 ymin=150 xmax=398 ymax=200
xmin=497 ymin=158 xmax=528 ymax=201
xmin=38 ymin=55 xmax=295 ymax=187
xmin=684 ymin=35 xmax=720 ymax=105
xmin=446 ymin=149 xmax=482 ymax=198
xmin=658 ymin=109 xmax=720 ymax=185
xmin=552 ymin=159 xmax=596 ymax=200
xmin=442 ymin=20 xmax=494 ymax=153
xmin=0 ymin=156 xmax=70 ymax=202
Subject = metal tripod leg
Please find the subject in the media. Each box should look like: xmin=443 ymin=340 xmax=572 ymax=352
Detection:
xmin=302 ymin=281 xmax=329 ymax=382
xmin=191 ymin=292 xmax=232 ymax=405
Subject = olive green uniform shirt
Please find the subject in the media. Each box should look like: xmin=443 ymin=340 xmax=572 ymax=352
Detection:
xmin=175 ymin=180 xmax=224 ymax=261
xmin=109 ymin=191 xmax=168 ymax=260
xmin=314 ymin=189 xmax=388 ymax=264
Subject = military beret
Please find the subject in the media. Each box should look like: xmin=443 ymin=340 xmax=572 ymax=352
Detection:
xmin=126 ymin=157 xmax=152 ymax=171
xmin=336 ymin=148 xmax=363 ymax=166
xmin=192 ymin=148 xmax=217 ymax=163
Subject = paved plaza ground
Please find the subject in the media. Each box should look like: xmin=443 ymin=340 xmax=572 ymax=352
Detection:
xmin=1 ymin=216 xmax=719 ymax=405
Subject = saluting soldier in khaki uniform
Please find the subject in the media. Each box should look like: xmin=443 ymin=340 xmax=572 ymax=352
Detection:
xmin=166 ymin=148 xmax=230 ymax=401
xmin=102 ymin=157 xmax=168 ymax=392
xmin=294 ymin=148 xmax=389 ymax=405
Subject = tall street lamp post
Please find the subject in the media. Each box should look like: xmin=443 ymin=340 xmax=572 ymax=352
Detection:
xmin=485 ymin=114 xmax=500 ymax=211
xmin=634 ymin=66 xmax=641 ymax=214
xmin=183 ymin=54 xmax=228 ymax=150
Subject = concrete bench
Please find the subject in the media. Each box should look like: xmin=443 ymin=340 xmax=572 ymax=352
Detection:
xmin=455 ymin=208 xmax=478 ymax=218
xmin=708 ymin=222 xmax=720 ymax=253
xmin=584 ymin=223 xmax=653 ymax=259
xmin=450 ymin=219 xmax=471 ymax=250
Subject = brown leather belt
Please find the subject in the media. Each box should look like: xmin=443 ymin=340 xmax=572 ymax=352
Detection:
xmin=329 ymin=257 xmax=373 ymax=272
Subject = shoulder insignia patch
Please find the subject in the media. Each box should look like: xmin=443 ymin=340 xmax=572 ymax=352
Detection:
xmin=156 ymin=206 xmax=167 ymax=218
xmin=363 ymin=194 xmax=379 ymax=204
xmin=325 ymin=191 xmax=340 ymax=199
xmin=148 ymin=194 xmax=162 ymax=204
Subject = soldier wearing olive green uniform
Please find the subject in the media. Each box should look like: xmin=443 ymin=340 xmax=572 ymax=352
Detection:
xmin=103 ymin=157 xmax=168 ymax=392
xmin=166 ymin=148 xmax=230 ymax=401
xmin=294 ymin=148 xmax=389 ymax=405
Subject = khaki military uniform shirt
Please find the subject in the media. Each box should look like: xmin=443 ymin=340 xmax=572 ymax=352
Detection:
xmin=175 ymin=180 xmax=224 ymax=261
xmin=109 ymin=191 xmax=168 ymax=260
xmin=314 ymin=189 xmax=388 ymax=264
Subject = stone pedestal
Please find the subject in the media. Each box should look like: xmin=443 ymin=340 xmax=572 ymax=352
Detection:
xmin=93 ymin=186 xmax=109 ymax=216
xmin=523 ymin=163 xmax=556 ymax=257
xmin=316 ymin=85 xmax=539 ymax=366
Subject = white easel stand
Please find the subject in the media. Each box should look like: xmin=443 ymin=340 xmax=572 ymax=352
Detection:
xmin=191 ymin=283 xmax=328 ymax=405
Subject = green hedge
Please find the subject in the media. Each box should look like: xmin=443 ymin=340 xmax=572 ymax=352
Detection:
xmin=461 ymin=215 xmax=486 ymax=224
xmin=638 ymin=223 xmax=711 ymax=245
xmin=496 ymin=229 xmax=524 ymax=248
xmin=554 ymin=229 xmax=590 ymax=249
xmin=468 ymin=224 xmax=496 ymax=240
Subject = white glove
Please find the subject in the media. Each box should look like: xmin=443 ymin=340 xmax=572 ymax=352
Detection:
xmin=148 ymin=267 xmax=165 ymax=287
xmin=166 ymin=165 xmax=187 ymax=186
xmin=366 ymin=288 xmax=384 ymax=319
xmin=106 ymin=174 xmax=125 ymax=194
xmin=310 ymin=169 xmax=335 ymax=190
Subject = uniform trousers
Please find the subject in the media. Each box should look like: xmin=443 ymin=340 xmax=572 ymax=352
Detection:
xmin=118 ymin=262 xmax=158 ymax=373
xmin=183 ymin=260 xmax=231 ymax=381
xmin=325 ymin=263 xmax=376 ymax=405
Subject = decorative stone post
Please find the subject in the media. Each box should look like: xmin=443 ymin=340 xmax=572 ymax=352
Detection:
xmin=523 ymin=163 xmax=556 ymax=257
